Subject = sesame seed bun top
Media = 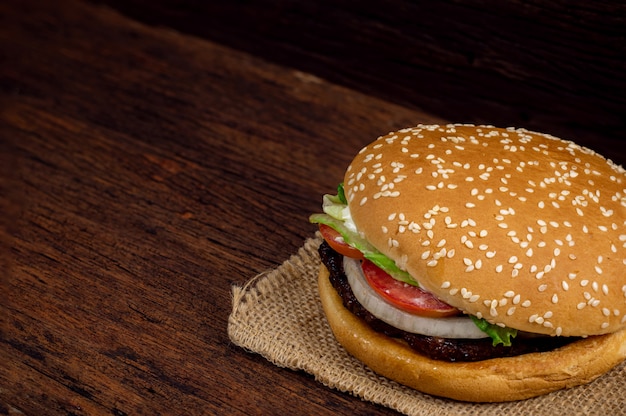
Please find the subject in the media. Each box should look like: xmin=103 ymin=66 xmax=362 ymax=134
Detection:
xmin=344 ymin=124 xmax=626 ymax=337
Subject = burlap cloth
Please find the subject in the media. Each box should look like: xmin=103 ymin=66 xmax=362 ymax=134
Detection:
xmin=228 ymin=236 xmax=626 ymax=415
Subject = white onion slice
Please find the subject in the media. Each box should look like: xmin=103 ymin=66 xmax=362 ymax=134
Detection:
xmin=343 ymin=257 xmax=488 ymax=339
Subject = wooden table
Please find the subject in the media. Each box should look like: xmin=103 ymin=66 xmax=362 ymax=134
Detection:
xmin=1 ymin=1 xmax=623 ymax=415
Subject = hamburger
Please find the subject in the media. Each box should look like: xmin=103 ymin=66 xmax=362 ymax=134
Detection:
xmin=310 ymin=124 xmax=626 ymax=402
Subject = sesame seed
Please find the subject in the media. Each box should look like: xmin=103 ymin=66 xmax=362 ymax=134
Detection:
xmin=347 ymin=125 xmax=626 ymax=336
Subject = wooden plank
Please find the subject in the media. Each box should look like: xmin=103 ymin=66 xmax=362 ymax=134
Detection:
xmin=90 ymin=0 xmax=626 ymax=165
xmin=1 ymin=0 xmax=440 ymax=414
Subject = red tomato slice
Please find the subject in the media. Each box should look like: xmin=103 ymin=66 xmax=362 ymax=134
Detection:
xmin=319 ymin=224 xmax=364 ymax=260
xmin=361 ymin=259 xmax=459 ymax=318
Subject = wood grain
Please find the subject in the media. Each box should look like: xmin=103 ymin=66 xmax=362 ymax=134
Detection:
xmin=90 ymin=0 xmax=626 ymax=165
xmin=1 ymin=0 xmax=440 ymax=414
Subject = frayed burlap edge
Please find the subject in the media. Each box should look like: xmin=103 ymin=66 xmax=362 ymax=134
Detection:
xmin=227 ymin=236 xmax=626 ymax=416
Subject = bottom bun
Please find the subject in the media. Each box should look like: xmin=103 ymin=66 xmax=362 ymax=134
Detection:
xmin=318 ymin=265 xmax=626 ymax=402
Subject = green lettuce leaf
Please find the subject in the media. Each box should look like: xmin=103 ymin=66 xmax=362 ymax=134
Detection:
xmin=336 ymin=182 xmax=347 ymax=204
xmin=470 ymin=316 xmax=518 ymax=346
xmin=309 ymin=212 xmax=420 ymax=287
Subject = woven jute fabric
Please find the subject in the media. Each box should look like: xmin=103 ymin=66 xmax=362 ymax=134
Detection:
xmin=227 ymin=237 xmax=626 ymax=415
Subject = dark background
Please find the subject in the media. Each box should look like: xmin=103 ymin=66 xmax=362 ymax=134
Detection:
xmin=93 ymin=0 xmax=626 ymax=164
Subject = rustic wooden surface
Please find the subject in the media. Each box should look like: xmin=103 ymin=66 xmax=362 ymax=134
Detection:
xmin=1 ymin=1 xmax=439 ymax=415
xmin=90 ymin=0 xmax=626 ymax=166
xmin=1 ymin=1 xmax=624 ymax=415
